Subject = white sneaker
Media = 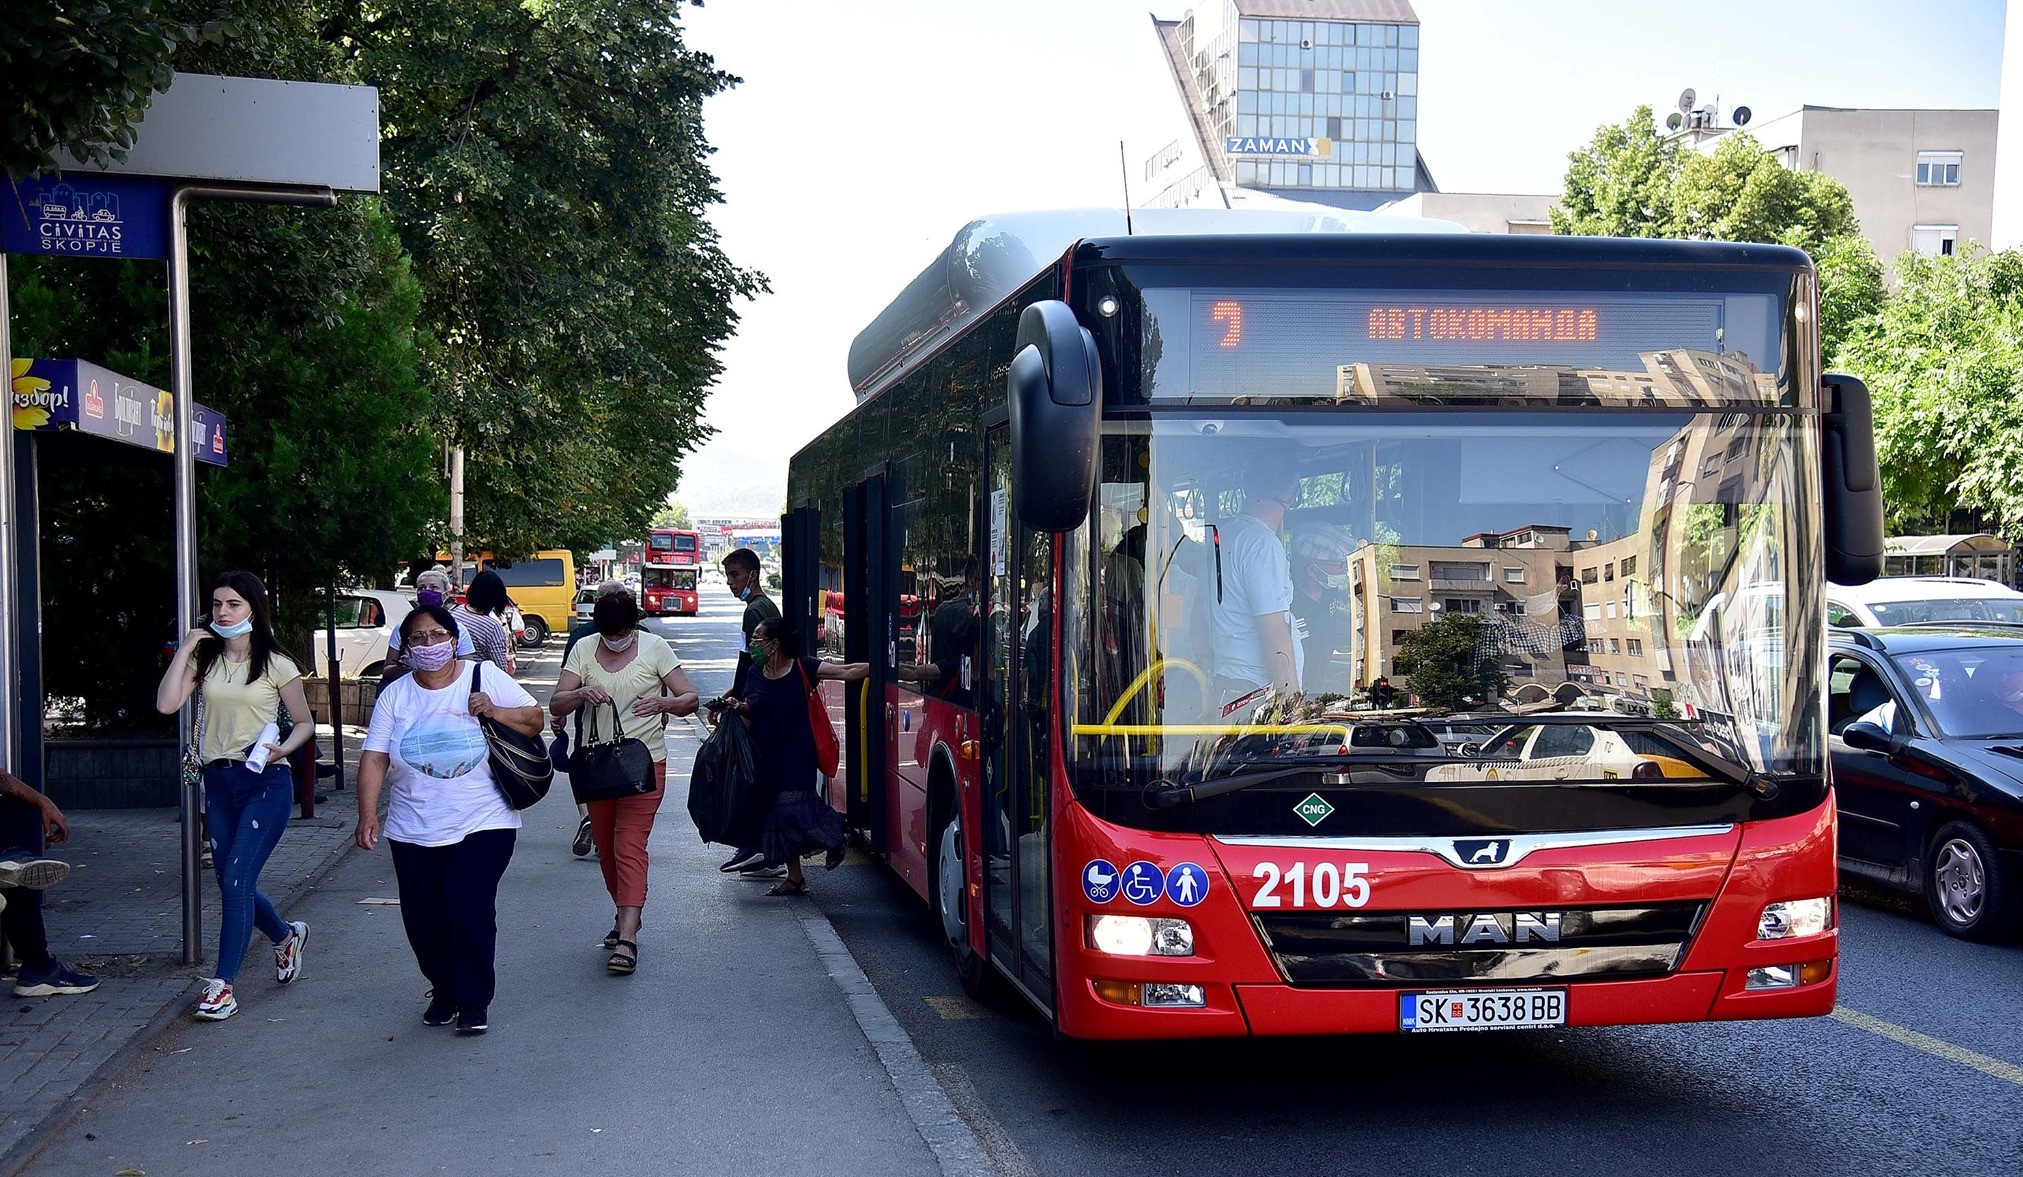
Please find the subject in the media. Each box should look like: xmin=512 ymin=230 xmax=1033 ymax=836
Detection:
xmin=275 ymin=921 xmax=309 ymax=984
xmin=193 ymin=978 xmax=237 ymax=1021
xmin=0 ymin=859 xmax=69 ymax=890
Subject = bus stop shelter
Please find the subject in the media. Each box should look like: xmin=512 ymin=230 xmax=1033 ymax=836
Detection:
xmin=1882 ymin=534 xmax=2015 ymax=586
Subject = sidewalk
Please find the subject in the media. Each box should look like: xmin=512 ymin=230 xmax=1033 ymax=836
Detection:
xmin=0 ymin=724 xmax=366 ymax=1166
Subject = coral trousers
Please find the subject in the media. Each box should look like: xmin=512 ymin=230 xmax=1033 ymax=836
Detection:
xmin=589 ymin=760 xmax=667 ymax=907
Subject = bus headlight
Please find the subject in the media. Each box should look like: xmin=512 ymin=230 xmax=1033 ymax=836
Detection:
xmin=1088 ymin=915 xmax=1195 ymax=957
xmin=1757 ymin=897 xmax=1833 ymax=940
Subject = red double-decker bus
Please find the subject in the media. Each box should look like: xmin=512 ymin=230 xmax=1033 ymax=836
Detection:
xmin=648 ymin=527 xmax=703 ymax=567
xmin=782 ymin=209 xmax=1882 ymax=1040
xmin=641 ymin=565 xmax=698 ymax=616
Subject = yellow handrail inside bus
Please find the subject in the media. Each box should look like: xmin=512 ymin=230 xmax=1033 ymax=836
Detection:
xmin=1071 ymin=722 xmax=1358 ymax=738
xmin=1098 ymin=658 xmax=1210 ymax=728
xmin=858 ymin=677 xmax=871 ymax=805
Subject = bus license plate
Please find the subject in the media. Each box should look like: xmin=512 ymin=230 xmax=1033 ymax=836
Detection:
xmin=1399 ymin=989 xmax=1565 ymax=1033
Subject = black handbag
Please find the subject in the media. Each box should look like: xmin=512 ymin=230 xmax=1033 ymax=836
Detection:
xmin=471 ymin=663 xmax=553 ymax=810
xmin=570 ymin=698 xmax=657 ymax=804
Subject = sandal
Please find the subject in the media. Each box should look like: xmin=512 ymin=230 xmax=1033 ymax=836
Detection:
xmin=765 ymin=880 xmax=808 ymax=897
xmin=602 ymin=925 xmax=620 ymax=950
xmin=607 ymin=939 xmax=638 ymax=974
xmin=824 ymin=846 xmax=846 ymax=871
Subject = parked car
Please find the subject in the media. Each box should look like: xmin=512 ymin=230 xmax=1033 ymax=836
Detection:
xmin=574 ymin=586 xmax=598 ymax=622
xmin=310 ymin=589 xmax=411 ymax=680
xmin=1429 ymin=718 xmax=1698 ymax=783
xmin=1827 ymin=576 xmax=2023 ymax=628
xmin=1828 ymin=624 xmax=2023 ymax=939
xmin=1419 ymin=717 xmax=1499 ymax=754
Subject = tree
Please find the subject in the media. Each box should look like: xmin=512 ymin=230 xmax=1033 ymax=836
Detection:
xmin=651 ymin=497 xmax=692 ymax=529
xmin=1550 ymin=106 xmax=1679 ymax=239
xmin=1394 ymin=614 xmax=1508 ymax=712
xmin=327 ymin=0 xmax=766 ymax=555
xmin=1814 ymin=232 xmax=1887 ymax=363
xmin=1670 ymin=133 xmax=1858 ymax=251
xmin=0 ymin=3 xmax=236 ymax=179
xmin=1834 ymin=247 xmax=2023 ymax=537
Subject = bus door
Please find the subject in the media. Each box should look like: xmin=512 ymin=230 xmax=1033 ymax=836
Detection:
xmin=982 ymin=424 xmax=1054 ymax=999
xmin=842 ymin=476 xmax=892 ymax=854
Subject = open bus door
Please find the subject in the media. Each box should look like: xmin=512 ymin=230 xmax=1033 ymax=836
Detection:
xmin=982 ymin=422 xmax=1054 ymax=1006
xmin=842 ymin=475 xmax=891 ymax=854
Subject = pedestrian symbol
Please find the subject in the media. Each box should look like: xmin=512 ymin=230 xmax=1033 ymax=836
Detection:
xmin=1165 ymin=862 xmax=1208 ymax=907
xmin=1082 ymin=859 xmax=1120 ymax=904
xmin=1295 ymin=792 xmax=1335 ymax=828
xmin=1121 ymin=860 xmax=1165 ymax=906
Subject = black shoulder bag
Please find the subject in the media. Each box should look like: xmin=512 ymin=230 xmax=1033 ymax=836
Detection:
xmin=471 ymin=663 xmax=553 ymax=809
xmin=570 ymin=698 xmax=658 ymax=805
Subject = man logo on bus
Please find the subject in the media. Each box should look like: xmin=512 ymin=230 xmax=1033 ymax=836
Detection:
xmin=1455 ymin=839 xmax=1511 ymax=867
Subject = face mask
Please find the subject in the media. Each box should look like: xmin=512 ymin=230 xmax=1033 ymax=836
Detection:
xmin=212 ymin=617 xmax=254 ymax=640
xmin=406 ymin=640 xmax=455 ymax=672
xmin=736 ymin=584 xmax=753 ymax=601
xmin=601 ymin=633 xmax=637 ymax=653
xmin=417 ymin=588 xmax=445 ymax=607
xmin=750 ymin=640 xmax=773 ymax=661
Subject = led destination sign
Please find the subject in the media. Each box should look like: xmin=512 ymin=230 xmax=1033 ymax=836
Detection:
xmin=1364 ymin=305 xmax=1600 ymax=343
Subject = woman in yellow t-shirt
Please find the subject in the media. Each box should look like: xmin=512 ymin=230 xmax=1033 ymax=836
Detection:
xmin=155 ymin=571 xmax=316 ymax=1023
xmin=551 ymin=591 xmax=700 ymax=974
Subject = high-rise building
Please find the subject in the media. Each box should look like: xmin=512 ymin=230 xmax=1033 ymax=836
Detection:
xmin=1145 ymin=1 xmax=1437 ymax=211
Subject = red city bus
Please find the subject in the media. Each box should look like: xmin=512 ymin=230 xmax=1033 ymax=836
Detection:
xmin=783 ymin=210 xmax=1882 ymax=1040
xmin=648 ymin=527 xmax=703 ymax=567
xmin=641 ymin=565 xmax=699 ymax=616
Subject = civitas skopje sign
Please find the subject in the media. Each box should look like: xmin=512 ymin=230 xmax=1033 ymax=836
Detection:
xmin=2 ymin=174 xmax=172 ymax=260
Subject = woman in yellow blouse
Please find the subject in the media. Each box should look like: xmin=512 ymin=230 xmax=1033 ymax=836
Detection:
xmin=551 ymin=591 xmax=699 ymax=974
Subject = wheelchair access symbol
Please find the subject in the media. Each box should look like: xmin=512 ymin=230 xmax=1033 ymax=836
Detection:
xmin=1082 ymin=859 xmax=1120 ymax=904
xmin=1122 ymin=861 xmax=1166 ymax=906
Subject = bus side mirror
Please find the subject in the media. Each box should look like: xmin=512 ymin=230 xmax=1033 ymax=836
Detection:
xmin=1009 ymin=300 xmax=1101 ymax=532
xmin=1822 ymin=373 xmax=1884 ymax=586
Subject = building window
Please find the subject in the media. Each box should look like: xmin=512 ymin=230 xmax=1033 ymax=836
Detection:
xmin=1627 ymin=638 xmax=1644 ymax=656
xmin=1620 ymin=555 xmax=1637 ymax=577
xmin=1583 ymin=603 xmax=1602 ymax=622
xmin=1915 ymin=151 xmax=1962 ymax=187
xmin=1430 ymin=561 xmax=1488 ymax=582
xmin=1580 ymin=567 xmax=1598 ymax=585
xmin=1604 ymin=563 xmax=1615 ymax=582
xmin=1388 ymin=563 xmax=1420 ymax=580
xmin=1503 ymin=566 xmax=1525 ymax=583
xmin=1391 ymin=630 xmax=1410 ymax=647
xmin=1389 ymin=597 xmax=1423 ymax=613
xmin=1445 ymin=598 xmax=1482 ymax=614
xmin=1911 ymin=223 xmax=1960 ymax=257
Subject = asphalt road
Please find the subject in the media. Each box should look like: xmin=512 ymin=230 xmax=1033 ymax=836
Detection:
xmin=28 ymin=588 xmax=2023 ymax=1175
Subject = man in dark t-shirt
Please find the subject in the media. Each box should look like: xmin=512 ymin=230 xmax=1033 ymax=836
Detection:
xmin=718 ymin=547 xmax=782 ymax=875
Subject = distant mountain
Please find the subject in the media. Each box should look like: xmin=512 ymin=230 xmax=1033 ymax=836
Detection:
xmin=677 ymin=443 xmax=786 ymax=518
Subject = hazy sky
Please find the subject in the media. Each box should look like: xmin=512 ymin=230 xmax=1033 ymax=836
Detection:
xmin=674 ymin=0 xmax=2006 ymax=518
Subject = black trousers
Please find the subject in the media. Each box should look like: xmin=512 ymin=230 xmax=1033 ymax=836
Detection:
xmin=0 ymin=796 xmax=51 ymax=971
xmin=389 ymin=828 xmax=516 ymax=1011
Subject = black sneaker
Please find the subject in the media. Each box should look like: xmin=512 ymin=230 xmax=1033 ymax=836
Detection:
xmin=737 ymin=864 xmax=786 ymax=879
xmin=571 ymin=817 xmax=594 ymax=858
xmin=422 ymin=991 xmax=457 ymax=1026
xmin=719 ymin=848 xmax=765 ymax=873
xmin=456 ymin=1007 xmax=489 ymax=1035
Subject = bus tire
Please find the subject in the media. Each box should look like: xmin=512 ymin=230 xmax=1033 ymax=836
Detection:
xmin=932 ymin=792 xmax=1006 ymax=1004
xmin=520 ymin=616 xmax=549 ymax=648
xmin=1924 ymin=820 xmax=2020 ymax=941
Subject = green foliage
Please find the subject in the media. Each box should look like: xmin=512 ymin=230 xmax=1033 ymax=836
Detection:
xmin=1814 ymin=232 xmax=1886 ymax=361
xmin=651 ymin=497 xmax=693 ymax=529
xmin=1834 ymin=247 xmax=2023 ymax=537
xmin=1394 ymin=614 xmax=1507 ymax=712
xmin=0 ymin=2 xmax=232 ymax=178
xmin=332 ymin=0 xmax=765 ymax=555
xmin=1550 ymin=106 xmax=1678 ymax=238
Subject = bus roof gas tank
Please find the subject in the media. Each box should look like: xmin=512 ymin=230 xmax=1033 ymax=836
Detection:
xmin=846 ymin=206 xmax=1462 ymax=405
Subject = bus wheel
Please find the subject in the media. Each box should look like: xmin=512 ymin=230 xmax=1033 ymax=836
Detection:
xmin=520 ymin=617 xmax=549 ymax=648
xmin=934 ymin=807 xmax=1004 ymax=1002
xmin=1926 ymin=821 xmax=2020 ymax=940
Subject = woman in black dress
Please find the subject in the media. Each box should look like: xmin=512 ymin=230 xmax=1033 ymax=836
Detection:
xmin=727 ymin=618 xmax=867 ymax=896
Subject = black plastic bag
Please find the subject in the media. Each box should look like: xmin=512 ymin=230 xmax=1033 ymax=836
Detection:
xmin=688 ymin=714 xmax=763 ymax=846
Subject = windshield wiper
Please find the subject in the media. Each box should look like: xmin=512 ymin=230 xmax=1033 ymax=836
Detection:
xmin=1147 ymin=765 xmax=1320 ymax=809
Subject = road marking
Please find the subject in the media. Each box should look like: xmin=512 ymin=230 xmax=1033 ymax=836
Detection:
xmin=924 ymin=996 xmax=986 ymax=1020
xmin=1832 ymin=1006 xmax=2023 ymax=1088
xmin=794 ymin=907 xmax=994 ymax=1176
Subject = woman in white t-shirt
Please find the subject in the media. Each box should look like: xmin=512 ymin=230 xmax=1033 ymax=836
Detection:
xmin=355 ymin=605 xmax=543 ymax=1035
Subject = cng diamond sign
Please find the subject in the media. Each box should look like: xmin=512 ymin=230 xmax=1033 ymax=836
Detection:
xmin=1295 ymin=793 xmax=1335 ymax=827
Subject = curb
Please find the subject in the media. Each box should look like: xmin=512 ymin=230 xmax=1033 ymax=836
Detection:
xmin=1 ymin=835 xmax=362 ymax=1177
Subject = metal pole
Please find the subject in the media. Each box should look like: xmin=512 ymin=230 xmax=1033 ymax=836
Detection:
xmin=169 ymin=182 xmax=335 ymax=966
xmin=324 ymin=583 xmax=343 ymax=789
xmin=449 ymin=445 xmax=465 ymax=587
xmin=0 ymin=255 xmax=15 ymax=783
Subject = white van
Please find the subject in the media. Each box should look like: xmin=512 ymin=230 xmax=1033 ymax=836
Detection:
xmin=1825 ymin=576 xmax=2023 ymax=627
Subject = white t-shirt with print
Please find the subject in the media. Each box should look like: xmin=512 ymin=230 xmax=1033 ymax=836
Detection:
xmin=365 ymin=662 xmax=538 ymax=847
xmin=1208 ymin=512 xmax=1305 ymax=690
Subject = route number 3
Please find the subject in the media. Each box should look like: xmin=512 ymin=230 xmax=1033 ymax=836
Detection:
xmin=1252 ymin=862 xmax=1370 ymax=909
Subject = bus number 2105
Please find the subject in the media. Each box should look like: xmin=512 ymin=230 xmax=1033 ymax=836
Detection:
xmin=1251 ymin=862 xmax=1371 ymax=909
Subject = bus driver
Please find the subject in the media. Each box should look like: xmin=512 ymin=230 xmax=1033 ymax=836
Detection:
xmin=1207 ymin=454 xmax=1305 ymax=721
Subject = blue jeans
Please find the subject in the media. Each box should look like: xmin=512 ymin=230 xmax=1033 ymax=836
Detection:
xmin=203 ymin=763 xmax=294 ymax=982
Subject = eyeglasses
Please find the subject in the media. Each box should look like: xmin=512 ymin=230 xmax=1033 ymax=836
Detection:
xmin=408 ymin=629 xmax=454 ymax=646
